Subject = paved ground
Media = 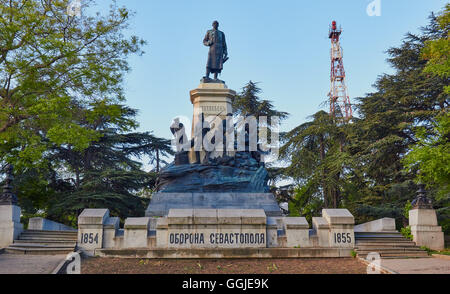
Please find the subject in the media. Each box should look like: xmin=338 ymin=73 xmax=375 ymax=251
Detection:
xmin=380 ymin=257 xmax=450 ymax=274
xmin=0 ymin=253 xmax=66 ymax=274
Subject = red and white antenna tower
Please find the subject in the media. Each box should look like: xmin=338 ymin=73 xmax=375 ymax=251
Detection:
xmin=328 ymin=21 xmax=352 ymax=122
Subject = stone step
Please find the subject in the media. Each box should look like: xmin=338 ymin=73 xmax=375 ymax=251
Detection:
xmin=356 ymin=243 xmax=418 ymax=249
xmin=5 ymin=247 xmax=75 ymax=255
xmin=13 ymin=239 xmax=77 ymax=245
xmin=18 ymin=236 xmax=77 ymax=241
xmin=355 ymin=238 xmax=409 ymax=242
xmin=12 ymin=242 xmax=76 ymax=248
xmin=356 ymin=241 xmax=416 ymax=246
xmin=355 ymin=234 xmax=403 ymax=238
xmin=355 ymin=231 xmax=428 ymax=259
xmin=22 ymin=230 xmax=77 ymax=235
xmin=357 ymin=248 xmax=425 ymax=254
xmin=358 ymin=252 xmax=430 ymax=259
xmin=355 ymin=231 xmax=401 ymax=235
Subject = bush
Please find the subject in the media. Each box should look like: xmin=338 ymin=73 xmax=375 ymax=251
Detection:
xmin=400 ymin=226 xmax=413 ymax=241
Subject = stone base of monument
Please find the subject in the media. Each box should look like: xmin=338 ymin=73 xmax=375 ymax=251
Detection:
xmin=409 ymin=208 xmax=445 ymax=251
xmin=77 ymin=208 xmax=356 ymax=258
xmin=146 ymin=193 xmax=283 ymax=217
xmin=0 ymin=205 xmax=23 ymax=249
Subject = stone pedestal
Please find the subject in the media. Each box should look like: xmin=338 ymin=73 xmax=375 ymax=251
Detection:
xmin=409 ymin=208 xmax=444 ymax=251
xmin=78 ymin=209 xmax=109 ymax=255
xmin=190 ymin=82 xmax=236 ymax=130
xmin=146 ymin=193 xmax=282 ymax=217
xmin=0 ymin=205 xmax=23 ymax=248
xmin=189 ymin=82 xmax=236 ymax=163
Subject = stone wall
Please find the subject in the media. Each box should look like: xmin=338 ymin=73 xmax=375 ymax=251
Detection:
xmin=76 ymin=208 xmax=356 ymax=257
xmin=28 ymin=217 xmax=76 ymax=231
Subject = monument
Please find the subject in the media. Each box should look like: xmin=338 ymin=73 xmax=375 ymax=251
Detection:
xmin=145 ymin=21 xmax=282 ymax=217
xmin=71 ymin=22 xmax=358 ymax=258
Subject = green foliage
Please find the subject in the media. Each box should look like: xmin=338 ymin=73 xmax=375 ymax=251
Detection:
xmin=422 ymin=4 xmax=450 ymax=94
xmin=400 ymin=226 xmax=413 ymax=241
xmin=0 ymin=1 xmax=178 ymax=225
xmin=420 ymin=246 xmax=433 ymax=256
xmin=233 ymin=81 xmax=289 ymax=121
xmin=287 ymin=182 xmax=323 ymax=223
xmin=280 ymin=111 xmax=350 ymax=208
xmin=403 ymin=113 xmax=450 ymax=198
xmin=280 ymin=8 xmax=448 ymax=225
xmin=0 ymin=0 xmax=146 ymax=169
xmin=350 ymin=250 xmax=357 ymax=258
xmin=403 ymin=200 xmax=412 ymax=220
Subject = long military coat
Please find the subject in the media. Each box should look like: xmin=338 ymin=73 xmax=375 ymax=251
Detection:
xmin=203 ymin=29 xmax=228 ymax=73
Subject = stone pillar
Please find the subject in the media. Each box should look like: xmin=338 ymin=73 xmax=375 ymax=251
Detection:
xmin=409 ymin=184 xmax=444 ymax=251
xmin=103 ymin=217 xmax=120 ymax=249
xmin=266 ymin=217 xmax=279 ymax=248
xmin=190 ymin=82 xmax=236 ymax=130
xmin=312 ymin=217 xmax=330 ymax=247
xmin=409 ymin=209 xmax=444 ymax=251
xmin=0 ymin=205 xmax=23 ymax=248
xmin=0 ymin=165 xmax=23 ymax=248
xmin=322 ymin=209 xmax=355 ymax=248
xmin=78 ymin=209 xmax=109 ymax=255
xmin=156 ymin=218 xmax=169 ymax=248
xmin=124 ymin=217 xmax=150 ymax=248
xmin=283 ymin=217 xmax=311 ymax=248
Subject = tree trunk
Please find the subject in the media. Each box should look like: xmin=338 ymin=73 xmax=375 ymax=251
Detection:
xmin=156 ymin=149 xmax=160 ymax=173
xmin=320 ymin=135 xmax=328 ymax=208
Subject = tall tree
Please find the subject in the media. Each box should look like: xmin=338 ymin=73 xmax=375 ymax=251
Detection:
xmin=0 ymin=0 xmax=145 ymax=169
xmin=421 ymin=4 xmax=450 ymax=95
xmin=233 ymin=81 xmax=289 ymax=187
xmin=352 ymin=12 xmax=448 ymax=202
xmin=346 ymin=11 xmax=448 ymax=227
xmin=11 ymin=105 xmax=173 ymax=226
xmin=280 ymin=111 xmax=351 ymax=209
xmin=233 ymin=81 xmax=289 ymax=121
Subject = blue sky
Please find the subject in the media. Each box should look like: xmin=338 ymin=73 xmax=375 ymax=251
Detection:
xmin=91 ymin=0 xmax=446 ymax=148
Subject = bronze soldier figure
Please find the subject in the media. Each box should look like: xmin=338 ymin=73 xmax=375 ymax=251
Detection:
xmin=203 ymin=21 xmax=228 ymax=81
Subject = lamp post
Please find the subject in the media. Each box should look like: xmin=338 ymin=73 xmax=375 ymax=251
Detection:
xmin=0 ymin=164 xmax=18 ymax=206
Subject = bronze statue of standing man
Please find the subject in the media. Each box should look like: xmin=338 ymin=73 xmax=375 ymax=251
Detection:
xmin=203 ymin=21 xmax=228 ymax=82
